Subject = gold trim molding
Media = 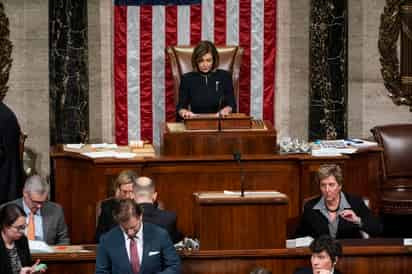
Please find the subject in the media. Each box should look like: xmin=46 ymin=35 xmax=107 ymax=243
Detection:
xmin=0 ymin=2 xmax=13 ymax=102
xmin=379 ymin=0 xmax=412 ymax=111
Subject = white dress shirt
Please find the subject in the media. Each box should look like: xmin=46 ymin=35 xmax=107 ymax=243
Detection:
xmin=123 ymin=224 xmax=143 ymax=264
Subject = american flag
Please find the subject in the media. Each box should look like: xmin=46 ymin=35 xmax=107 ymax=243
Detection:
xmin=114 ymin=0 xmax=276 ymax=145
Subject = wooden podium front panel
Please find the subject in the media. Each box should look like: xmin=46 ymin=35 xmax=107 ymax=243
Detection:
xmin=162 ymin=121 xmax=276 ymax=156
xmin=193 ymin=192 xmax=288 ymax=250
xmin=50 ymin=146 xmax=381 ymax=244
xmin=31 ymin=240 xmax=412 ymax=274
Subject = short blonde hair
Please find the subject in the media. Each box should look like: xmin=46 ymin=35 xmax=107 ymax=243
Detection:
xmin=316 ymin=164 xmax=343 ymax=186
xmin=114 ymin=170 xmax=138 ymax=190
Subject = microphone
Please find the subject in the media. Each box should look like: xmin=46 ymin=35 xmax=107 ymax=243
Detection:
xmin=217 ymin=86 xmax=224 ymax=131
xmin=233 ymin=151 xmax=245 ymax=197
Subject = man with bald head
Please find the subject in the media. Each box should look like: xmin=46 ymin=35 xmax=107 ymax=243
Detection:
xmin=134 ymin=177 xmax=182 ymax=243
xmin=96 ymin=176 xmax=182 ymax=243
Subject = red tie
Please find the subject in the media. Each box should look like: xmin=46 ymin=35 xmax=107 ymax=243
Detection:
xmin=130 ymin=238 xmax=140 ymax=274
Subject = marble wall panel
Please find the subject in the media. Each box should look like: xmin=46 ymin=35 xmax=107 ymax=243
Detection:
xmin=2 ymin=0 xmax=49 ymax=176
xmin=49 ymin=0 xmax=89 ymax=145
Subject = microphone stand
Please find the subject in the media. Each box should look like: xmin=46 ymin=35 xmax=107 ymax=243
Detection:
xmin=233 ymin=152 xmax=245 ymax=197
xmin=217 ymin=81 xmax=224 ymax=132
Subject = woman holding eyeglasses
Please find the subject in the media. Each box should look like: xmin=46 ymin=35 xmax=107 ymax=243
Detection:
xmin=0 ymin=204 xmax=45 ymax=274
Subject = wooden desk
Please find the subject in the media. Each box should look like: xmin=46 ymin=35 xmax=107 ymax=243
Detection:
xmin=161 ymin=120 xmax=277 ymax=156
xmin=51 ymin=146 xmax=382 ymax=244
xmin=193 ymin=191 xmax=288 ymax=249
xmin=33 ymin=239 xmax=412 ymax=274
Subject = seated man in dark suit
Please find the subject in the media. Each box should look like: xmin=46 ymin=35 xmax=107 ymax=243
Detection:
xmin=95 ymin=199 xmax=181 ymax=274
xmin=96 ymin=170 xmax=138 ymax=242
xmin=294 ymin=235 xmax=342 ymax=274
xmin=134 ymin=176 xmax=182 ymax=243
xmin=5 ymin=174 xmax=70 ymax=245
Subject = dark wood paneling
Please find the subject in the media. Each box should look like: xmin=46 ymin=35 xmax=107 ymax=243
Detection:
xmin=33 ymin=241 xmax=412 ymax=274
xmin=193 ymin=193 xmax=288 ymax=249
xmin=162 ymin=121 xmax=277 ymax=156
xmin=51 ymin=147 xmax=382 ymax=244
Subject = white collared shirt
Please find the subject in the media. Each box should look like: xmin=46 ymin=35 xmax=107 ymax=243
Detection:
xmin=22 ymin=199 xmax=44 ymax=241
xmin=123 ymin=223 xmax=143 ymax=264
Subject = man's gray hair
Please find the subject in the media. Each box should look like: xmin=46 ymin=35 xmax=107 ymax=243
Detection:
xmin=23 ymin=174 xmax=50 ymax=195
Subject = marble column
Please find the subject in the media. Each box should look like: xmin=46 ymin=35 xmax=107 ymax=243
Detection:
xmin=309 ymin=0 xmax=348 ymax=140
xmin=49 ymin=0 xmax=89 ymax=145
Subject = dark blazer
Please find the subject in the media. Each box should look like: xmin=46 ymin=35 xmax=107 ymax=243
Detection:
xmin=96 ymin=198 xmax=119 ymax=242
xmin=139 ymin=203 xmax=182 ymax=243
xmin=0 ymin=102 xmax=22 ymax=205
xmin=295 ymin=193 xmax=382 ymax=239
xmin=176 ymin=69 xmax=236 ymax=119
xmin=0 ymin=235 xmax=31 ymax=274
xmin=95 ymin=222 xmax=181 ymax=274
xmin=294 ymin=267 xmax=342 ymax=274
xmin=96 ymin=199 xmax=182 ymax=243
xmin=7 ymin=198 xmax=70 ymax=245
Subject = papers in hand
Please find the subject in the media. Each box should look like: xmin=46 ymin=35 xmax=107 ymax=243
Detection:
xmin=286 ymin=236 xmax=314 ymax=248
xmin=29 ymin=240 xmax=54 ymax=253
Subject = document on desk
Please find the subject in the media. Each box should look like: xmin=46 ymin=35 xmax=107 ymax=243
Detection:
xmin=52 ymin=245 xmax=91 ymax=253
xmin=311 ymin=147 xmax=357 ymax=157
xmin=223 ymin=190 xmax=286 ymax=198
xmin=90 ymin=143 xmax=118 ymax=149
xmin=81 ymin=151 xmax=117 ymax=158
xmin=64 ymin=143 xmax=84 ymax=149
xmin=81 ymin=151 xmax=137 ymax=159
xmin=29 ymin=240 xmax=54 ymax=253
xmin=286 ymin=236 xmax=314 ymax=248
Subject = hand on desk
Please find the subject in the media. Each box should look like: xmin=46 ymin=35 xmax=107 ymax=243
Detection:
xmin=217 ymin=106 xmax=232 ymax=116
xmin=180 ymin=110 xmax=195 ymax=119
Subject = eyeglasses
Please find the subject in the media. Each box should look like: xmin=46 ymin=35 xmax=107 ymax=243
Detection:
xmin=11 ymin=224 xmax=27 ymax=233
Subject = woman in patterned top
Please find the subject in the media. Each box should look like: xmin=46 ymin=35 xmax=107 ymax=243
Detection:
xmin=0 ymin=204 xmax=44 ymax=274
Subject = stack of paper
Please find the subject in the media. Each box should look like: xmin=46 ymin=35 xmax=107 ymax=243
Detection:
xmin=286 ymin=236 xmax=314 ymax=248
xmin=81 ymin=151 xmax=137 ymax=159
xmin=29 ymin=240 xmax=54 ymax=253
xmin=223 ymin=190 xmax=286 ymax=198
xmin=90 ymin=143 xmax=118 ymax=149
xmin=345 ymin=139 xmax=378 ymax=148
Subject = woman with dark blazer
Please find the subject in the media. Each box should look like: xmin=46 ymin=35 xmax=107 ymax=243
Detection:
xmin=0 ymin=204 xmax=43 ymax=274
xmin=176 ymin=40 xmax=236 ymax=120
xmin=295 ymin=164 xmax=382 ymax=239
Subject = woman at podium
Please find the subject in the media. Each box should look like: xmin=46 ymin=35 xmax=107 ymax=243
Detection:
xmin=176 ymin=40 xmax=236 ymax=120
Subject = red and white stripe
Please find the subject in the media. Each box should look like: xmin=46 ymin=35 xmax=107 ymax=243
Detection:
xmin=114 ymin=0 xmax=276 ymax=145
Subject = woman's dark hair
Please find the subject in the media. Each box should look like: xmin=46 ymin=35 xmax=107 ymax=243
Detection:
xmin=310 ymin=235 xmax=342 ymax=263
xmin=191 ymin=40 xmax=219 ymax=71
xmin=113 ymin=199 xmax=142 ymax=224
xmin=0 ymin=204 xmax=26 ymax=230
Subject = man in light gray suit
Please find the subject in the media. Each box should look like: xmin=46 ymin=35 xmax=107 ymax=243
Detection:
xmin=6 ymin=174 xmax=70 ymax=245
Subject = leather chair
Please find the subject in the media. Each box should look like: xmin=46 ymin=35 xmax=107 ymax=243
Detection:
xmin=166 ymin=45 xmax=243 ymax=113
xmin=371 ymin=124 xmax=412 ymax=215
